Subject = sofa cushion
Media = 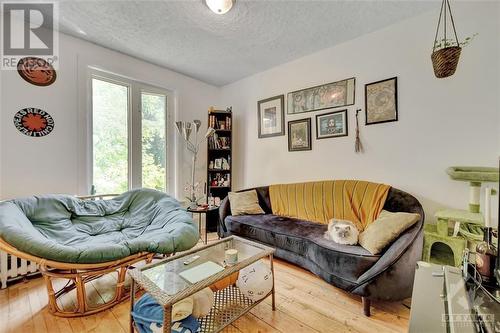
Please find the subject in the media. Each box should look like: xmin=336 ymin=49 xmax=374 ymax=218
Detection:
xmin=228 ymin=190 xmax=265 ymax=216
xmin=225 ymin=214 xmax=380 ymax=284
xmin=359 ymin=210 xmax=421 ymax=254
xmin=0 ymin=189 xmax=199 ymax=264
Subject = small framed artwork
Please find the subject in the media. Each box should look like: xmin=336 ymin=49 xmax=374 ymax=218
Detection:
xmin=258 ymin=95 xmax=285 ymax=138
xmin=214 ymin=158 xmax=222 ymax=169
xmin=316 ymin=109 xmax=348 ymax=139
xmin=365 ymin=77 xmax=398 ymax=125
xmin=287 ymin=77 xmax=355 ymax=115
xmin=288 ymin=118 xmax=312 ymax=152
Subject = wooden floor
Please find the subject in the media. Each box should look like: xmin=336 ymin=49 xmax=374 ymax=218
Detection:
xmin=0 ymin=233 xmax=410 ymax=333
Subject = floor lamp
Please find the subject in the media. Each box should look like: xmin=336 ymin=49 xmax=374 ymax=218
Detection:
xmin=175 ymin=120 xmax=215 ymax=208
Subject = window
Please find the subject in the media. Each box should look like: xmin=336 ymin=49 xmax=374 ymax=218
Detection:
xmin=141 ymin=93 xmax=167 ymax=191
xmin=92 ymin=78 xmax=129 ymax=194
xmin=91 ymin=72 xmax=170 ymax=194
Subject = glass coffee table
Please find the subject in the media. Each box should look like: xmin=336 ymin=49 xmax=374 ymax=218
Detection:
xmin=128 ymin=236 xmax=276 ymax=333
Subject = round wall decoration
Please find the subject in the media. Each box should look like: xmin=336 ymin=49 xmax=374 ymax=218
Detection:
xmin=17 ymin=57 xmax=57 ymax=86
xmin=13 ymin=108 xmax=55 ymax=137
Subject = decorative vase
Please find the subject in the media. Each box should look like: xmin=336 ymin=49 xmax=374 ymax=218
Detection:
xmin=189 ymin=201 xmax=198 ymax=209
xmin=431 ymin=46 xmax=462 ymax=78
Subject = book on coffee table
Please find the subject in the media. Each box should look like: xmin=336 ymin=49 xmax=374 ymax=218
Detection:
xmin=179 ymin=261 xmax=224 ymax=284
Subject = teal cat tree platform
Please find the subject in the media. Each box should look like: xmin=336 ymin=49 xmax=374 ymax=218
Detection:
xmin=423 ymin=166 xmax=498 ymax=267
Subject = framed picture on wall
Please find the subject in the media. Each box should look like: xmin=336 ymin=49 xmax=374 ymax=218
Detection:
xmin=365 ymin=77 xmax=398 ymax=125
xmin=258 ymin=95 xmax=285 ymax=138
xmin=287 ymin=77 xmax=355 ymax=114
xmin=288 ymin=118 xmax=312 ymax=152
xmin=316 ymin=109 xmax=348 ymax=139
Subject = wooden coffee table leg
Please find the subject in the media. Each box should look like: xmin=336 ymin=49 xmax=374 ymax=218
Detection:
xmin=163 ymin=305 xmax=172 ymax=333
xmin=270 ymin=254 xmax=276 ymax=311
xmin=129 ymin=279 xmax=136 ymax=333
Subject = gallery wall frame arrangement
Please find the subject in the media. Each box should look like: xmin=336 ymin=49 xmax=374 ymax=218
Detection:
xmin=288 ymin=118 xmax=312 ymax=152
xmin=315 ymin=109 xmax=348 ymax=140
xmin=257 ymin=95 xmax=285 ymax=138
xmin=365 ymin=77 xmax=398 ymax=125
xmin=287 ymin=77 xmax=355 ymax=115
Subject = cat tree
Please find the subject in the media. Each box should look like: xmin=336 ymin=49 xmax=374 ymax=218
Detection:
xmin=423 ymin=166 xmax=498 ymax=266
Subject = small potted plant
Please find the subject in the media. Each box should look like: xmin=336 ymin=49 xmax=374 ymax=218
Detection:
xmin=431 ymin=34 xmax=477 ymax=78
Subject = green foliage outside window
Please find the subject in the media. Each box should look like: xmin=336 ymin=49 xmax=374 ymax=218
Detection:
xmin=93 ymin=79 xmax=167 ymax=194
xmin=141 ymin=93 xmax=167 ymax=191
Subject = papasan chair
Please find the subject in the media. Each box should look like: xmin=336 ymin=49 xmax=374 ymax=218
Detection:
xmin=0 ymin=188 xmax=199 ymax=317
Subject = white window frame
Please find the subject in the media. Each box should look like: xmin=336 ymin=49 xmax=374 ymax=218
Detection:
xmin=86 ymin=68 xmax=174 ymax=195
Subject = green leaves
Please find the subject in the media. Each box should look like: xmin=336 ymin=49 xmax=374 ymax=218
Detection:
xmin=433 ymin=33 xmax=478 ymax=51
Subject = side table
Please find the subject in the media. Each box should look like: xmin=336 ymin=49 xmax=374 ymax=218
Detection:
xmin=187 ymin=206 xmax=219 ymax=244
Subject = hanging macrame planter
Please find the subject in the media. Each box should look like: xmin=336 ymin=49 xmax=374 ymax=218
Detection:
xmin=431 ymin=0 xmax=461 ymax=78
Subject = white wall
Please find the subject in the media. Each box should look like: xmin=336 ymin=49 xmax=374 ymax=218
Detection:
xmin=0 ymin=32 xmax=220 ymax=200
xmin=220 ymin=1 xmax=500 ymax=223
xmin=1 ymin=2 xmax=498 ymax=224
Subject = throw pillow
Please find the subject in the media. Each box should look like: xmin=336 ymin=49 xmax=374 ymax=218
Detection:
xmin=359 ymin=210 xmax=420 ymax=255
xmin=228 ymin=190 xmax=265 ymax=216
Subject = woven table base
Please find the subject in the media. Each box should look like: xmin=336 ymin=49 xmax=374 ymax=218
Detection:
xmin=198 ymin=286 xmax=255 ymax=332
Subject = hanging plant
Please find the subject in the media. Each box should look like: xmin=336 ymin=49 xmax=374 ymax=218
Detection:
xmin=431 ymin=0 xmax=463 ymax=78
xmin=433 ymin=34 xmax=477 ymax=51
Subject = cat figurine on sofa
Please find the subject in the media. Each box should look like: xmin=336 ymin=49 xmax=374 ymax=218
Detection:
xmin=324 ymin=219 xmax=359 ymax=245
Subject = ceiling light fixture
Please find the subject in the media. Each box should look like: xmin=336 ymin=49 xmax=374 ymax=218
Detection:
xmin=205 ymin=0 xmax=234 ymax=15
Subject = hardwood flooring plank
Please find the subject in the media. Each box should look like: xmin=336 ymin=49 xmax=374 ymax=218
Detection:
xmin=24 ymin=282 xmax=49 ymax=333
xmin=274 ymin=259 xmax=410 ymax=320
xmin=249 ymin=301 xmax=320 ymax=333
xmin=109 ymin=297 xmax=133 ymax=333
xmin=273 ymin=276 xmax=403 ymax=333
xmin=8 ymin=283 xmax=35 ymax=333
xmin=263 ymin=290 xmax=359 ymax=333
xmin=232 ymin=312 xmax=281 ymax=333
xmin=0 ymin=287 xmax=10 ymax=333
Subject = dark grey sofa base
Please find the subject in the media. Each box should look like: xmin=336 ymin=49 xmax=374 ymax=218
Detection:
xmin=223 ymin=223 xmax=423 ymax=300
xmin=220 ymin=185 xmax=425 ymax=314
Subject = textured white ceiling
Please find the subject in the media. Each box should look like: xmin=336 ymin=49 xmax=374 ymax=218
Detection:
xmin=48 ymin=0 xmax=438 ymax=86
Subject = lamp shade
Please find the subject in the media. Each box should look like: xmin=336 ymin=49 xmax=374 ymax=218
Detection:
xmin=175 ymin=121 xmax=184 ymax=135
xmin=183 ymin=122 xmax=193 ymax=141
xmin=193 ymin=120 xmax=202 ymax=133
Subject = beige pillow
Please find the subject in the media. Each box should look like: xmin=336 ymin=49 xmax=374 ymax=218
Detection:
xmin=359 ymin=210 xmax=420 ymax=255
xmin=228 ymin=190 xmax=265 ymax=216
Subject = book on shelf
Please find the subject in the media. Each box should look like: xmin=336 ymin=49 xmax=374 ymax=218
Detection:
xmin=208 ymin=133 xmax=231 ymax=150
xmin=208 ymin=115 xmax=232 ymax=130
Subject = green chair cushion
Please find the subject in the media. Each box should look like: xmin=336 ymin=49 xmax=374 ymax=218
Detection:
xmin=0 ymin=189 xmax=199 ymax=264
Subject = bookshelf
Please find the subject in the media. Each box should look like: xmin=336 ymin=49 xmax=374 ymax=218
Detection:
xmin=206 ymin=110 xmax=232 ymax=232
